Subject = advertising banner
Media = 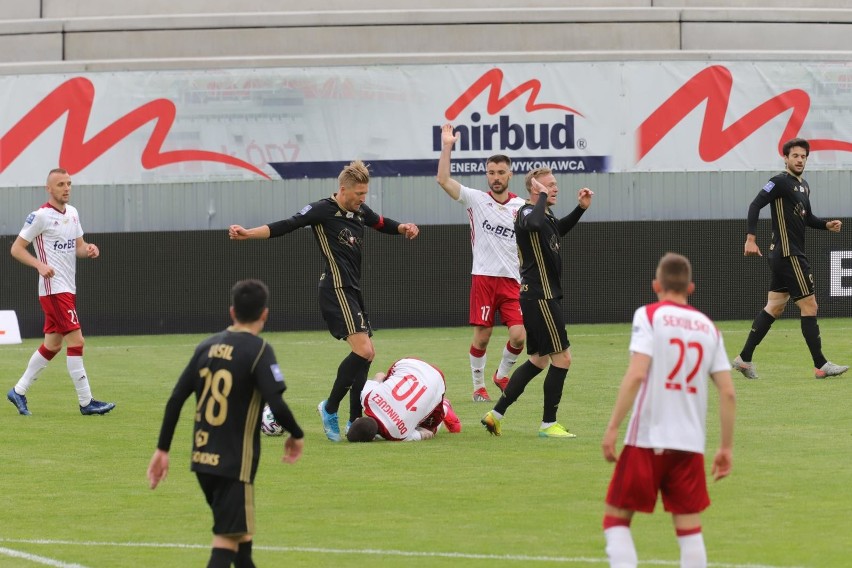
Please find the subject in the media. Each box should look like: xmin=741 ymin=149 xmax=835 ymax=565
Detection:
xmin=1 ymin=61 xmax=851 ymax=186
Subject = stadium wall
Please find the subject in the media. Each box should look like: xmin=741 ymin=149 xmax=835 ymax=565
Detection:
xmin=2 ymin=221 xmax=850 ymax=338
xmin=2 ymin=170 xmax=852 ymax=235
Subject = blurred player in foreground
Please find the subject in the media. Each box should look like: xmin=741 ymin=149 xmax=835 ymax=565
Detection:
xmin=148 ymin=280 xmax=304 ymax=568
xmin=601 ymin=253 xmax=736 ymax=568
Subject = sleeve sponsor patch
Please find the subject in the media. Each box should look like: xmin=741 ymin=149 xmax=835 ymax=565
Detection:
xmin=762 ymin=181 xmax=775 ymax=192
xmin=522 ymin=208 xmax=532 ymax=216
xmin=25 ymin=213 xmax=35 ymax=224
xmin=297 ymin=204 xmax=312 ymax=216
xmin=270 ymin=363 xmax=284 ymax=383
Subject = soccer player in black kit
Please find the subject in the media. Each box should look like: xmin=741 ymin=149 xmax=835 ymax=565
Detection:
xmin=229 ymin=160 xmax=420 ymax=441
xmin=482 ymin=167 xmax=593 ymax=438
xmin=732 ymin=138 xmax=847 ymax=380
xmin=147 ymin=279 xmax=304 ymax=568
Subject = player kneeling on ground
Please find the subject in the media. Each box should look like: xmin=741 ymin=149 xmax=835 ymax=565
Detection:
xmin=347 ymin=357 xmax=461 ymax=442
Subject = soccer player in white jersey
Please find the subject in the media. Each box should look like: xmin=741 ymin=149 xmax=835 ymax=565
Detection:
xmin=600 ymin=253 xmax=736 ymax=568
xmin=7 ymin=168 xmax=115 ymax=416
xmin=437 ymin=123 xmax=526 ymax=402
xmin=346 ymin=358 xmax=461 ymax=442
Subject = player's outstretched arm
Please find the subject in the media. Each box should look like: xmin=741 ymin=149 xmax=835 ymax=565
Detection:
xmin=398 ymin=223 xmax=419 ymax=239
xmin=229 ymin=224 xmax=271 ymax=240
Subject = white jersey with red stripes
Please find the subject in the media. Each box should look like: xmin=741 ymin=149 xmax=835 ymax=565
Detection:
xmin=456 ymin=184 xmax=524 ymax=281
xmin=361 ymin=358 xmax=446 ymax=441
xmin=18 ymin=203 xmax=84 ymax=296
xmin=624 ymin=300 xmax=731 ymax=454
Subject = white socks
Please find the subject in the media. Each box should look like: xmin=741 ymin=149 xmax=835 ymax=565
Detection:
xmin=604 ymin=526 xmax=638 ymax=568
xmin=67 ymin=355 xmax=93 ymax=406
xmin=15 ymin=349 xmax=52 ymax=394
xmin=605 ymin=521 xmax=705 ymax=568
xmin=496 ymin=343 xmax=521 ymax=379
xmin=678 ymin=532 xmax=707 ymax=568
xmin=470 ymin=347 xmax=486 ymax=389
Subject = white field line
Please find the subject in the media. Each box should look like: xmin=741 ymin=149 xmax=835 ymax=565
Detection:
xmin=0 ymin=538 xmax=812 ymax=568
xmin=0 ymin=546 xmax=90 ymax=568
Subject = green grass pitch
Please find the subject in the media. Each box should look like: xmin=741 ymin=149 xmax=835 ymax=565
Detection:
xmin=1 ymin=319 xmax=850 ymax=567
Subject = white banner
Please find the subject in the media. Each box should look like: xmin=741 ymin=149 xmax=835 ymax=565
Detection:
xmin=1 ymin=61 xmax=851 ymax=186
xmin=0 ymin=310 xmax=22 ymax=344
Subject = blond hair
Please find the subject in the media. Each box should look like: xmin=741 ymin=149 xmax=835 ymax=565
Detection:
xmin=524 ymin=167 xmax=552 ymax=192
xmin=338 ymin=160 xmax=370 ymax=188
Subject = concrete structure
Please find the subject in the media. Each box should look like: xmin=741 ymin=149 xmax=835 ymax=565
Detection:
xmin=0 ymin=2 xmax=851 ymax=70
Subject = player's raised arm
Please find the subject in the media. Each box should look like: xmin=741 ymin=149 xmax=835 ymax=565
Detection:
xmin=436 ymin=123 xmax=462 ymax=200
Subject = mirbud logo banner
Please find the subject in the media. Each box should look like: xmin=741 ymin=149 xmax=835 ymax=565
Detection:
xmin=0 ymin=62 xmax=850 ymax=187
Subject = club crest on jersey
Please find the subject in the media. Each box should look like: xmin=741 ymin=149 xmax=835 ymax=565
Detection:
xmin=338 ymin=228 xmax=361 ymax=247
xmin=549 ymin=235 xmax=560 ymax=252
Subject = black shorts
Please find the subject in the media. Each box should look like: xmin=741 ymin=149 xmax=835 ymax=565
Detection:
xmin=196 ymin=472 xmax=255 ymax=537
xmin=520 ymin=297 xmax=569 ymax=356
xmin=318 ymin=286 xmax=373 ymax=340
xmin=769 ymin=255 xmax=814 ymax=301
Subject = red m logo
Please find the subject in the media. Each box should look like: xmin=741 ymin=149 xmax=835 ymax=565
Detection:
xmin=636 ymin=65 xmax=852 ymax=162
xmin=0 ymin=77 xmax=269 ymax=178
xmin=444 ymin=68 xmax=583 ymax=120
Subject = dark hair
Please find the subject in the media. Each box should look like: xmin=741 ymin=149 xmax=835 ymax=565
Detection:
xmin=486 ymin=154 xmax=511 ymax=167
xmin=231 ymin=279 xmax=269 ymax=323
xmin=782 ymin=138 xmax=810 ymax=157
xmin=347 ymin=416 xmax=379 ymax=442
xmin=657 ymin=252 xmax=692 ymax=294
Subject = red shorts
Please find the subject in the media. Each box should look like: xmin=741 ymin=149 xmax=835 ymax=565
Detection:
xmin=605 ymin=445 xmax=710 ymax=515
xmin=469 ymin=275 xmax=522 ymax=328
xmin=39 ymin=293 xmax=80 ymax=335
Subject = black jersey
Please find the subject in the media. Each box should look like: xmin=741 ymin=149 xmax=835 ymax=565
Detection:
xmin=156 ymin=328 xmax=298 ymax=483
xmin=747 ymin=171 xmax=827 ymax=258
xmin=515 ymin=197 xmax=587 ymax=300
xmin=267 ymin=196 xmax=400 ymax=290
